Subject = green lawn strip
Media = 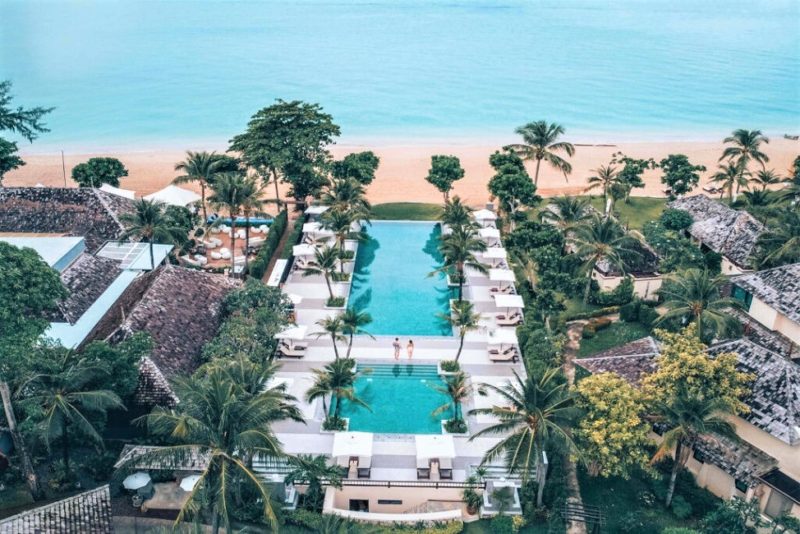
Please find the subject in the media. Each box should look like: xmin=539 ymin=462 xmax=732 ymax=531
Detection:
xmin=587 ymin=196 xmax=667 ymax=231
xmin=0 ymin=485 xmax=34 ymax=512
xmin=577 ymin=321 xmax=651 ymax=358
xmin=562 ymin=296 xmax=601 ymax=318
xmin=372 ymin=202 xmax=443 ymax=221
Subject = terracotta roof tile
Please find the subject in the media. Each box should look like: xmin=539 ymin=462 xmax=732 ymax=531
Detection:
xmin=0 ymin=485 xmax=112 ymax=534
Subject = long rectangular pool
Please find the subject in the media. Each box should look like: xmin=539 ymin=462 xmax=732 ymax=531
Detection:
xmin=348 ymin=221 xmax=452 ymax=336
xmin=336 ymin=364 xmax=452 ymax=434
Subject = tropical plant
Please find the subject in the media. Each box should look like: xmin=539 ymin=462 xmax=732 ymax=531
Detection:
xmin=779 ymin=156 xmax=800 ymax=204
xmin=284 ymin=454 xmax=343 ymax=511
xmin=174 ymin=150 xmax=230 ymax=225
xmin=20 ymin=352 xmax=124 ymax=474
xmin=331 ymin=151 xmax=380 ymax=185
xmin=0 ymin=80 xmax=53 ymax=142
xmin=441 ymin=196 xmax=475 ymax=229
xmin=650 ymin=387 xmax=738 ymax=507
xmin=320 ymin=177 xmax=371 ymax=219
xmin=0 ymin=137 xmax=24 ymax=185
xmin=711 ymin=162 xmax=751 ymax=202
xmin=585 ymin=165 xmax=619 ymax=215
xmin=570 ymin=215 xmax=639 ymax=302
xmin=237 ymin=176 xmax=266 ymax=274
xmin=306 ymin=358 xmax=370 ymax=425
xmin=539 ymin=195 xmax=592 ymax=233
xmin=439 ymin=300 xmax=481 ymax=362
xmin=505 ymin=121 xmax=575 ymax=185
xmin=720 ymin=129 xmax=769 ymax=172
xmin=755 ymin=209 xmax=800 ymax=268
xmin=341 ymin=308 xmax=374 ymax=358
xmin=301 ymin=245 xmax=341 ymax=301
xmin=320 ymin=207 xmax=356 ymax=269
xmin=432 ymin=225 xmax=488 ymax=301
xmin=426 ymin=154 xmax=465 ymax=203
xmin=119 ymin=198 xmax=185 ymax=269
xmin=750 ymin=169 xmax=782 ymax=191
xmin=126 ymin=365 xmax=291 ymax=533
xmin=659 ymin=154 xmax=706 ymax=199
xmin=468 ymin=368 xmax=578 ymax=507
xmin=488 ymin=154 xmax=539 ymax=230
xmin=432 ymin=371 xmax=475 ymax=426
xmin=736 ymin=189 xmax=778 ymax=209
xmin=609 ymin=152 xmax=655 ymax=203
xmin=71 ymin=157 xmax=128 ymax=188
xmin=655 ymin=269 xmax=741 ymax=342
xmin=313 ymin=315 xmax=347 ymax=360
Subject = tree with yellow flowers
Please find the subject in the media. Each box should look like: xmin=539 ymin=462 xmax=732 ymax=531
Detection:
xmin=573 ymin=372 xmax=652 ymax=478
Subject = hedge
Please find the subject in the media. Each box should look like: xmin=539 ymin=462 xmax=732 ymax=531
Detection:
xmin=281 ymin=216 xmax=305 ymax=259
xmin=564 ymin=306 xmax=620 ymax=321
xmin=284 ymin=510 xmax=464 ymax=533
xmin=248 ymin=210 xmax=288 ymax=279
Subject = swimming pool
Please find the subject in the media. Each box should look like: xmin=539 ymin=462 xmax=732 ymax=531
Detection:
xmin=336 ymin=364 xmax=452 ymax=434
xmin=349 ymin=221 xmax=452 ymax=336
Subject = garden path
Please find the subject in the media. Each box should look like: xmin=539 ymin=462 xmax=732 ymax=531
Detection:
xmin=564 ymin=321 xmax=588 ymax=534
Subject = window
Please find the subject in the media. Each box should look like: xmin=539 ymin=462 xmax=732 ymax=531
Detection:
xmin=731 ymin=285 xmax=753 ymax=309
xmin=692 ymin=448 xmax=707 ymax=464
xmin=734 ymin=479 xmax=748 ymax=493
xmin=378 ymin=499 xmax=402 ymax=505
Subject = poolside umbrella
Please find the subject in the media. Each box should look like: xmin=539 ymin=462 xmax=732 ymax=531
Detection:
xmin=302 ymin=222 xmax=334 ymax=237
xmin=487 ymin=328 xmax=518 ymax=347
xmin=415 ymin=435 xmax=456 ymax=469
xmin=493 ymin=294 xmax=524 ymax=312
xmin=287 ymin=293 xmax=303 ymax=305
xmin=332 ymin=432 xmax=373 ymax=468
xmin=479 ymin=227 xmax=501 ymax=245
xmin=489 ymin=269 xmax=515 ymax=283
xmin=482 ymin=247 xmax=507 ymax=260
xmin=122 ymin=472 xmax=151 ymax=490
xmin=474 ymin=209 xmax=497 ymax=221
xmin=144 ymin=185 xmax=201 ymax=207
xmin=305 ymin=205 xmax=330 ymax=216
xmin=275 ymin=325 xmax=308 ymax=342
xmin=180 ymin=474 xmax=202 ymax=491
xmin=292 ymin=244 xmax=317 ymax=257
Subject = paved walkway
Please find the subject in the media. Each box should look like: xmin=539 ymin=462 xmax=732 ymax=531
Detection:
xmin=262 ymin=211 xmax=297 ymax=282
xmin=563 ymin=321 xmax=588 ymax=534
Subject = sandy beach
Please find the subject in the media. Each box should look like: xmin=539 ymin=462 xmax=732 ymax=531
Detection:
xmin=6 ymin=138 xmax=798 ymax=208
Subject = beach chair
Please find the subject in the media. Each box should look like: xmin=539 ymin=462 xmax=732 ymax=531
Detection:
xmin=439 ymin=468 xmax=453 ymax=480
xmin=490 ymin=285 xmax=514 ymax=295
xmin=416 ymin=468 xmax=431 ymax=480
xmin=489 ymin=347 xmax=518 ymax=363
xmin=357 ymin=467 xmax=371 ymax=479
xmin=496 ymin=313 xmax=522 ymax=327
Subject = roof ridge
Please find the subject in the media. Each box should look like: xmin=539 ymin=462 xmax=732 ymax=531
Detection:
xmin=578 ymin=351 xmax=658 ymax=363
xmin=91 ymin=188 xmax=127 ymax=233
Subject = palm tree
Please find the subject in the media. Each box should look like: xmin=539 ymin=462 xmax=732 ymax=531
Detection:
xmin=468 ymin=368 xmax=578 ymax=507
xmin=119 ymin=199 xmax=184 ymax=269
xmin=720 ymin=129 xmax=769 ymax=172
xmin=432 ymin=371 xmax=475 ymax=424
xmin=505 ymin=121 xmax=575 ymax=186
xmin=756 ymin=210 xmax=800 ymax=268
xmin=0 ymin=382 xmax=41 ymax=499
xmin=208 ymin=172 xmax=248 ymax=275
xmin=313 ymin=315 xmax=347 ymax=360
xmin=651 ymin=388 xmax=737 ymax=507
xmin=174 ymin=150 xmax=227 ymax=225
xmin=439 ymin=300 xmax=481 ymax=362
xmin=21 ymin=353 xmax=123 ymax=474
xmin=711 ymin=162 xmax=750 ymax=202
xmin=307 ymin=358 xmax=370 ymax=422
xmin=441 ymin=196 xmax=475 ymax=229
xmin=320 ymin=208 xmax=355 ymax=271
xmin=284 ymin=454 xmax=343 ymax=512
xmin=127 ymin=366 xmax=289 ymax=533
xmin=736 ymin=189 xmax=778 ymax=210
xmin=321 ymin=177 xmax=371 ymax=218
xmin=539 ymin=195 xmax=592 ymax=234
xmin=302 ymin=245 xmax=340 ymax=301
xmin=656 ymin=268 xmax=741 ymax=342
xmin=750 ymin=169 xmax=782 ymax=191
xmin=432 ymin=225 xmax=488 ymax=301
xmin=780 ymin=158 xmax=800 ymax=204
xmin=584 ymin=165 xmax=619 ymax=215
xmin=341 ymin=308 xmax=374 ymax=358
xmin=571 ymin=215 xmax=639 ymax=302
xmin=237 ymin=176 xmax=265 ymax=274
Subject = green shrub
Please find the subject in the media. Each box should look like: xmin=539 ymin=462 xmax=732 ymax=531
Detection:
xmin=444 ymin=419 xmax=467 ymax=434
xmin=583 ymin=316 xmax=612 ymax=338
xmin=281 ymin=216 xmax=306 ymax=259
xmin=285 ymin=509 xmax=324 ymax=530
xmin=581 ymin=327 xmax=596 ymax=339
xmin=591 ymin=277 xmax=634 ymax=306
xmin=660 ymin=208 xmax=693 ymax=231
xmin=440 ymin=360 xmax=460 ymax=372
xmin=565 ymin=306 xmax=620 ymax=321
xmin=490 ymin=514 xmax=514 ymax=534
xmin=619 ymin=300 xmax=641 ymax=322
xmin=638 ymin=304 xmax=660 ymax=327
xmin=662 ymin=529 xmax=701 ymax=534
xmin=248 ymin=210 xmax=288 ymax=279
xmin=322 ymin=416 xmax=347 ymax=431
xmin=327 ymin=296 xmax=346 ymax=308
xmin=671 ymin=494 xmax=693 ymax=519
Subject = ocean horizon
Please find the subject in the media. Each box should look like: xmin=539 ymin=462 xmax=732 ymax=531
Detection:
xmin=2 ymin=0 xmax=799 ymax=152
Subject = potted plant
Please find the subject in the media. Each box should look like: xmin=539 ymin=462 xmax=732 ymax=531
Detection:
xmin=462 ymin=475 xmax=483 ymax=515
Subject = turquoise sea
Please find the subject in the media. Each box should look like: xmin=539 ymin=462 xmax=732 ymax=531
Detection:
xmin=1 ymin=0 xmax=798 ymax=150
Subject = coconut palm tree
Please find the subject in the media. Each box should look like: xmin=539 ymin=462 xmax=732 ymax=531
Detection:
xmin=238 ymin=176 xmax=265 ymax=275
xmin=284 ymin=454 xmax=343 ymax=512
xmin=720 ymin=129 xmax=769 ymax=171
xmin=127 ymin=365 xmax=289 ymax=533
xmin=584 ymin=165 xmax=619 ymax=215
xmin=468 ymin=368 xmax=578 ymax=507
xmin=756 ymin=209 xmax=800 ymax=268
xmin=432 ymin=225 xmax=488 ymax=301
xmin=321 ymin=177 xmax=371 ymax=218
xmin=570 ymin=215 xmax=640 ymax=302
xmin=320 ymin=208 xmax=355 ymax=271
xmin=119 ymin=199 xmax=184 ymax=269
xmin=174 ymin=150 xmax=228 ymax=225
xmin=21 ymin=352 xmax=124 ymax=474
xmin=655 ymin=268 xmax=741 ymax=342
xmin=539 ymin=195 xmax=593 ymax=234
xmin=341 ymin=308 xmax=374 ymax=358
xmin=208 ymin=172 xmax=249 ymax=275
xmin=439 ymin=300 xmax=481 ymax=362
xmin=301 ymin=245 xmax=341 ymax=301
xmin=0 ymin=382 xmax=41 ymax=499
xmin=307 ymin=358 xmax=370 ymax=423
xmin=711 ymin=162 xmax=751 ymax=202
xmin=736 ymin=189 xmax=778 ymax=210
xmin=505 ymin=121 xmax=575 ymax=186
xmin=750 ymin=169 xmax=782 ymax=191
xmin=432 ymin=371 xmax=475 ymax=424
xmin=441 ymin=196 xmax=475 ymax=229
xmin=651 ymin=387 xmax=738 ymax=507
xmin=313 ymin=315 xmax=347 ymax=360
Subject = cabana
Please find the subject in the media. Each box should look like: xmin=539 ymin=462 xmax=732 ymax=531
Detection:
xmin=332 ymin=432 xmax=373 ymax=479
xmin=415 ymin=435 xmax=456 ymax=480
xmin=474 ymin=209 xmax=498 ymax=228
xmin=302 ymin=222 xmax=335 ymax=240
xmin=305 ymin=205 xmax=330 ymax=217
xmin=481 ymin=247 xmax=507 ymax=267
xmin=493 ymin=293 xmax=524 ymax=328
xmin=275 ymin=325 xmax=309 ymax=357
xmin=487 ymin=328 xmax=520 ymax=363
xmin=292 ymin=244 xmax=317 ymax=258
xmin=99 ymin=183 xmax=136 ymax=199
xmin=144 ymin=185 xmax=201 ymax=207
xmin=489 ymin=268 xmax=516 ymax=295
xmin=479 ymin=227 xmax=501 ymax=246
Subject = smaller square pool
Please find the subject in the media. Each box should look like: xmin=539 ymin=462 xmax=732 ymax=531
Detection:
xmin=335 ymin=364 xmax=453 ymax=434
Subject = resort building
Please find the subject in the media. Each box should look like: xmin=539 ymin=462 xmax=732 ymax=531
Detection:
xmin=730 ymin=263 xmax=800 ymax=348
xmin=578 ymin=337 xmax=800 ymax=521
xmin=592 ymin=239 xmax=663 ymax=301
xmin=0 ymin=485 xmax=113 ymax=534
xmin=668 ymin=194 xmax=765 ymax=274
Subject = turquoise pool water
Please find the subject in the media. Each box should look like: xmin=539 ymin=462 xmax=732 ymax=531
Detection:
xmin=349 ymin=221 xmax=452 ymax=336
xmin=336 ymin=364 xmax=452 ymax=434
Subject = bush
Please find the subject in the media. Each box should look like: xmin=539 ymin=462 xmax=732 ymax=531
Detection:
xmin=565 ymin=306 xmax=620 ymax=321
xmin=671 ymin=494 xmax=693 ymax=519
xmin=444 ymin=418 xmax=467 ymax=434
xmin=327 ymin=296 xmax=346 ymax=307
xmin=638 ymin=304 xmax=660 ymax=327
xmin=660 ymin=208 xmax=693 ymax=231
xmin=322 ymin=416 xmax=347 ymax=431
xmin=248 ymin=210 xmax=288 ymax=279
xmin=583 ymin=316 xmax=612 ymax=338
xmin=619 ymin=300 xmax=641 ymax=322
xmin=281 ymin=216 xmax=306 ymax=259
xmin=285 ymin=509 xmax=324 ymax=530
xmin=440 ymin=360 xmax=460 ymax=372
xmin=491 ymin=514 xmax=514 ymax=534
xmin=591 ymin=277 xmax=634 ymax=306
xmin=663 ymin=529 xmax=700 ymax=534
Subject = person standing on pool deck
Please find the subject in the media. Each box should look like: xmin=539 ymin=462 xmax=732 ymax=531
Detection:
xmin=393 ymin=338 xmax=401 ymax=360
xmin=407 ymin=339 xmax=414 ymax=359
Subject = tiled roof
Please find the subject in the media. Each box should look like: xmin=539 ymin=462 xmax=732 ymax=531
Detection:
xmin=576 ymin=337 xmax=659 ymax=385
xmin=668 ymin=194 xmax=765 ymax=269
xmin=0 ymin=485 xmax=113 ymax=534
xmin=708 ymin=339 xmax=800 ymax=446
xmin=0 ymin=187 xmax=135 ymax=252
xmin=732 ymin=263 xmax=800 ymax=323
xmin=692 ymin=433 xmax=776 ymax=487
xmin=52 ymin=253 xmax=122 ymax=323
xmin=595 ymin=239 xmax=660 ymax=276
xmin=110 ymin=265 xmax=240 ymax=407
xmin=727 ymin=307 xmax=795 ymax=358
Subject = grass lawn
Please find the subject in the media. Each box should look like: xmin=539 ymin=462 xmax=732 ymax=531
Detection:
xmin=577 ymin=321 xmax=651 ymax=358
xmin=372 ymin=202 xmax=442 ymax=220
xmin=464 ymin=519 xmax=550 ymax=533
xmin=562 ymin=296 xmax=601 ymax=319
xmin=0 ymin=485 xmax=34 ymax=513
xmin=587 ymin=196 xmax=667 ymax=231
